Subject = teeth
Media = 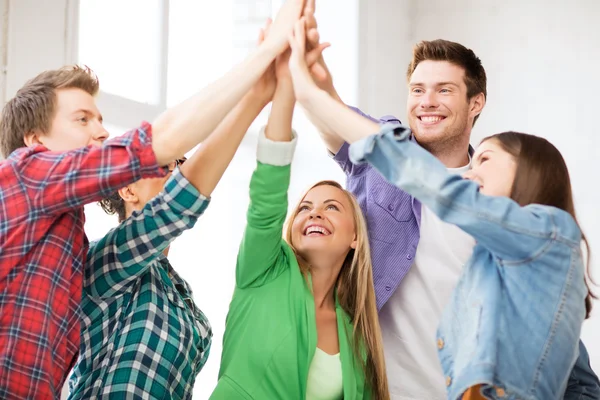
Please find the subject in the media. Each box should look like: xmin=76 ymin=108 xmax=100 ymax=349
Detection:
xmin=305 ymin=226 xmax=330 ymax=235
xmin=421 ymin=116 xmax=443 ymax=123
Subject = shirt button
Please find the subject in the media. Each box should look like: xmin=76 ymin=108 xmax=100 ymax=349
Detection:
xmin=387 ymin=204 xmax=394 ymax=211
xmin=446 ymin=376 xmax=452 ymax=386
xmin=385 ymin=286 xmax=391 ymax=291
xmin=437 ymin=338 xmax=444 ymax=349
xmin=406 ymin=254 xmax=413 ymax=260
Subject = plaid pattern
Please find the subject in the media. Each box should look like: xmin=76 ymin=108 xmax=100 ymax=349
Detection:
xmin=0 ymin=123 xmax=162 ymax=399
xmin=68 ymin=171 xmax=212 ymax=400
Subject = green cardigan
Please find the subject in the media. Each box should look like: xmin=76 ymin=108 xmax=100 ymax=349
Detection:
xmin=210 ymin=161 xmax=370 ymax=399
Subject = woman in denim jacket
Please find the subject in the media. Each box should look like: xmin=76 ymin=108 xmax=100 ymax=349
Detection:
xmin=286 ymin=20 xmax=596 ymax=400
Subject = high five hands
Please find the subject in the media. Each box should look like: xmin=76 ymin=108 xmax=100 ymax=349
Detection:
xmin=254 ymin=0 xmax=331 ymax=103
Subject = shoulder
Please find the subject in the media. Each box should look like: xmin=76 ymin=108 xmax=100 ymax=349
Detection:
xmin=525 ymin=204 xmax=581 ymax=244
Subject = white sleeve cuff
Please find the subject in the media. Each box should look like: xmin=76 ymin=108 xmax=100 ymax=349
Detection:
xmin=256 ymin=126 xmax=298 ymax=166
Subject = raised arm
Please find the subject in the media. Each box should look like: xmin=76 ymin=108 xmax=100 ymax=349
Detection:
xmin=18 ymin=125 xmax=165 ymax=216
xmin=86 ymin=42 xmax=278 ymax=297
xmin=349 ymin=125 xmax=573 ymax=261
xmin=296 ymin=2 xmax=345 ymax=154
xmin=236 ymin=62 xmax=297 ymax=288
xmin=85 ymin=171 xmax=208 ymax=297
xmin=150 ymin=0 xmax=305 ymax=165
xmin=288 ymin=18 xmax=380 ymax=148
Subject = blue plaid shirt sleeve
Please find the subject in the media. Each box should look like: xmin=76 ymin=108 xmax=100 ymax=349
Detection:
xmin=85 ymin=170 xmax=210 ymax=297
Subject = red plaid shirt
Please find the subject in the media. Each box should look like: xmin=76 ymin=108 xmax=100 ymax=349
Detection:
xmin=0 ymin=122 xmax=164 ymax=399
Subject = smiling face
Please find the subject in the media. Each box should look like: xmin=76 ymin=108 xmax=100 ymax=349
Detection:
xmin=289 ymin=183 xmax=357 ymax=262
xmin=463 ymin=138 xmax=517 ymax=197
xmin=407 ymin=60 xmax=474 ymax=149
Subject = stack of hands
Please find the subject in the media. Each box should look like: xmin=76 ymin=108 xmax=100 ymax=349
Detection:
xmin=249 ymin=0 xmax=338 ymax=110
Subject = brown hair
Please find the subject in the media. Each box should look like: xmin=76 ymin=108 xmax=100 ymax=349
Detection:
xmin=284 ymin=181 xmax=389 ymax=399
xmin=407 ymin=39 xmax=487 ymax=125
xmin=99 ymin=192 xmax=127 ymax=223
xmin=482 ymin=132 xmax=596 ymax=318
xmin=0 ymin=65 xmax=99 ymax=157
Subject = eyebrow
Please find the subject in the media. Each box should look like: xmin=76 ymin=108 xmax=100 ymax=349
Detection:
xmin=409 ymin=81 xmax=460 ymax=88
xmin=475 ymin=149 xmax=493 ymax=162
xmin=300 ymin=199 xmax=345 ymax=208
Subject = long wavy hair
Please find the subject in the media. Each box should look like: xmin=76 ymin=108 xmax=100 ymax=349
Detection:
xmin=284 ymin=180 xmax=389 ymax=399
xmin=483 ymin=132 xmax=596 ymax=318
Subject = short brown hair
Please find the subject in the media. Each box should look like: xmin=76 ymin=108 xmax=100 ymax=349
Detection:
xmin=0 ymin=65 xmax=99 ymax=157
xmin=407 ymin=39 xmax=487 ymax=125
xmin=483 ymin=132 xmax=596 ymax=319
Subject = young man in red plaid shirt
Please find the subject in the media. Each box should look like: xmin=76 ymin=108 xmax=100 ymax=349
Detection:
xmin=0 ymin=2 xmax=304 ymax=397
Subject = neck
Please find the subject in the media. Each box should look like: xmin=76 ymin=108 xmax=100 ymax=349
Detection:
xmin=303 ymin=253 xmax=344 ymax=310
xmin=428 ymin=135 xmax=471 ymax=168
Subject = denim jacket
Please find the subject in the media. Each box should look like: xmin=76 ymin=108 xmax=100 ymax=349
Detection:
xmin=349 ymin=124 xmax=589 ymax=399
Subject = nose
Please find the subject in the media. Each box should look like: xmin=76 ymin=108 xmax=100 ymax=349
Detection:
xmin=309 ymin=208 xmax=324 ymax=219
xmin=463 ymin=169 xmax=475 ymax=180
xmin=90 ymin=122 xmax=109 ymax=146
xmin=420 ymin=91 xmax=439 ymax=109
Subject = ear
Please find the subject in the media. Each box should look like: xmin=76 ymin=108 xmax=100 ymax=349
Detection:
xmin=23 ymin=130 xmax=44 ymax=147
xmin=469 ymin=92 xmax=486 ymax=120
xmin=350 ymin=234 xmax=357 ymax=250
xmin=118 ymin=185 xmax=138 ymax=205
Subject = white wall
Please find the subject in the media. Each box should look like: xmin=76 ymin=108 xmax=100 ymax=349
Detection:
xmin=357 ymin=0 xmax=413 ymax=116
xmin=362 ymin=0 xmax=600 ymax=373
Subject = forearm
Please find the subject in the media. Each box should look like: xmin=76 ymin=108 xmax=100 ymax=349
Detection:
xmin=298 ymin=86 xmax=380 ymax=144
xmin=265 ymin=81 xmax=295 ymax=143
xmin=86 ymin=172 xmax=208 ymax=297
xmin=237 ymin=128 xmax=297 ymax=288
xmin=302 ymin=87 xmax=345 ymax=153
xmin=151 ymin=44 xmax=278 ymax=165
xmin=180 ymin=92 xmax=269 ymax=197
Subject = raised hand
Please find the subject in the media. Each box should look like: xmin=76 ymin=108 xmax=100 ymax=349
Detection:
xmin=302 ymin=2 xmax=334 ymax=92
xmin=263 ymin=0 xmax=306 ymax=55
xmin=250 ymin=19 xmax=277 ymax=104
xmin=288 ymin=18 xmax=319 ymax=101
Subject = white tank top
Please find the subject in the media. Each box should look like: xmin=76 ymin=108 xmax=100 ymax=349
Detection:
xmin=306 ymin=348 xmax=343 ymax=400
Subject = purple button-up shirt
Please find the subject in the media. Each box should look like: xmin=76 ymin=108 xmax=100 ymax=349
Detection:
xmin=333 ymin=108 xmax=421 ymax=310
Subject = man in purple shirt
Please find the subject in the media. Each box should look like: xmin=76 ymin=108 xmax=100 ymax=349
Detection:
xmin=301 ymin=8 xmax=599 ymax=399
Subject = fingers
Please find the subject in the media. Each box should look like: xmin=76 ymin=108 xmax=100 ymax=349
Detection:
xmin=304 ymin=0 xmax=315 ymax=15
xmin=305 ymin=42 xmax=330 ymax=66
xmin=258 ymin=28 xmax=265 ymax=45
xmin=289 ymin=18 xmax=307 ymax=56
xmin=310 ymin=63 xmax=328 ymax=81
xmin=306 ymin=27 xmax=320 ymax=47
xmin=264 ymin=17 xmax=272 ymax=37
xmin=257 ymin=18 xmax=272 ymax=45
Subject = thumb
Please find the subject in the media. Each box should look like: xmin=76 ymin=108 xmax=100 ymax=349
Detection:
xmin=306 ymin=42 xmax=330 ymax=66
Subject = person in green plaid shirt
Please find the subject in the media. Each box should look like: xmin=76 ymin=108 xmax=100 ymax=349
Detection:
xmin=65 ymin=16 xmax=311 ymax=396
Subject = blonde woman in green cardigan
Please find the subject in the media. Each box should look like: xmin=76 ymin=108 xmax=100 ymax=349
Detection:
xmin=210 ymin=31 xmax=389 ymax=400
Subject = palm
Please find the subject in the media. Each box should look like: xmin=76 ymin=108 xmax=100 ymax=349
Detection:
xmin=252 ymin=63 xmax=277 ymax=102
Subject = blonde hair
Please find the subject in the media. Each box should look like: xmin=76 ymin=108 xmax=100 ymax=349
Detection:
xmin=284 ymin=180 xmax=389 ymax=399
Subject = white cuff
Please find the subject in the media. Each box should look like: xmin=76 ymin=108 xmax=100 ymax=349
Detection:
xmin=256 ymin=126 xmax=298 ymax=166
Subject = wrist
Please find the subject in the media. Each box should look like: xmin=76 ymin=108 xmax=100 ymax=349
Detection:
xmin=275 ymin=78 xmax=294 ymax=92
xmin=295 ymin=83 xmax=322 ymax=105
xmin=257 ymin=38 xmax=281 ymax=61
xmin=245 ymin=90 xmax=272 ymax=109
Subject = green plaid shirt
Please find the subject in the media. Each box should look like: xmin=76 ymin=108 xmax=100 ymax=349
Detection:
xmin=68 ymin=171 xmax=212 ymax=399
